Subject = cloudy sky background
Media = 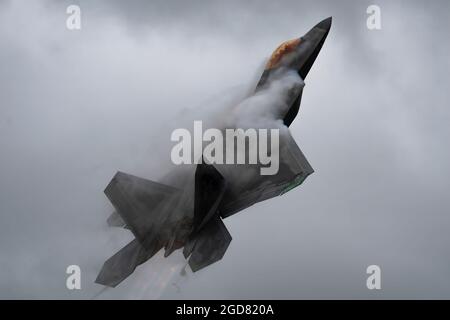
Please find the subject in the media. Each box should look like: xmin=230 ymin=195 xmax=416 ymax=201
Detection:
xmin=1 ymin=0 xmax=450 ymax=299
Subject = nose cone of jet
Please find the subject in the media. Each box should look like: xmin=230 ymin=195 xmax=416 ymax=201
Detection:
xmin=314 ymin=16 xmax=332 ymax=33
xmin=255 ymin=17 xmax=332 ymax=90
xmin=297 ymin=16 xmax=332 ymax=79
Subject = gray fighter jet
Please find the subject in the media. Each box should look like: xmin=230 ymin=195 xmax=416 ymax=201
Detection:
xmin=96 ymin=17 xmax=331 ymax=287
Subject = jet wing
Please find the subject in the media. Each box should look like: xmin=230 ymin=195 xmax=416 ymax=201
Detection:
xmin=104 ymin=171 xmax=182 ymax=250
xmin=218 ymin=131 xmax=313 ymax=218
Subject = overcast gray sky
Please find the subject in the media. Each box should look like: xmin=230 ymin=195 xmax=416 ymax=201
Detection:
xmin=1 ymin=0 xmax=450 ymax=299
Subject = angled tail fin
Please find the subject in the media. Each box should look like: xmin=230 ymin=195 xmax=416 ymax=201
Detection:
xmin=183 ymin=163 xmax=232 ymax=272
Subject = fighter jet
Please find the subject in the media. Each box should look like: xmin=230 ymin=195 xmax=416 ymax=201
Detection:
xmin=96 ymin=17 xmax=331 ymax=287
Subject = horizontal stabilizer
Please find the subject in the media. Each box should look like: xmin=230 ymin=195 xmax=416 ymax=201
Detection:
xmin=187 ymin=217 xmax=232 ymax=272
xmin=95 ymin=239 xmax=163 ymax=287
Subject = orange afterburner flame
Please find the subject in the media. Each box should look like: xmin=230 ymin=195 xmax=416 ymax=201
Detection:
xmin=265 ymin=38 xmax=301 ymax=69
